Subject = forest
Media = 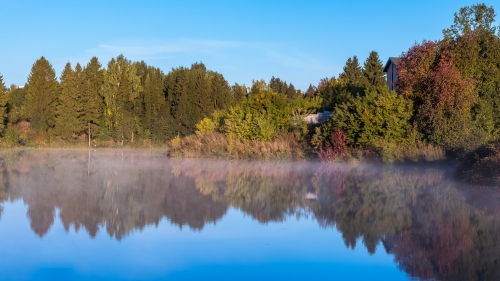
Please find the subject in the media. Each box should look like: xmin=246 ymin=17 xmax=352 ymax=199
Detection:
xmin=0 ymin=4 xmax=499 ymax=165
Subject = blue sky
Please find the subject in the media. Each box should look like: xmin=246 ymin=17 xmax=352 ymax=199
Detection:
xmin=0 ymin=0 xmax=498 ymax=90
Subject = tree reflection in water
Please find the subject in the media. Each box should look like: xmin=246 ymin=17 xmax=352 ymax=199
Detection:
xmin=0 ymin=149 xmax=498 ymax=280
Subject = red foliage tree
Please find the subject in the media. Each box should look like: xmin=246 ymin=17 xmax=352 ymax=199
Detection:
xmin=424 ymin=50 xmax=476 ymax=111
xmin=317 ymin=127 xmax=349 ymax=162
xmin=396 ymin=40 xmax=477 ymax=149
xmin=397 ymin=40 xmax=475 ymax=110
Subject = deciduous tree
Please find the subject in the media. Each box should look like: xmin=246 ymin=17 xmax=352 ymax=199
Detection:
xmin=0 ymin=75 xmax=8 ymax=133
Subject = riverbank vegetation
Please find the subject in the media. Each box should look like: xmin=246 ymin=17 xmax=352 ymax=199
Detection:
xmin=0 ymin=4 xmax=499 ymax=167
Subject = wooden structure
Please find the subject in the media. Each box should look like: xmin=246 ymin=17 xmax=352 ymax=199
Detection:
xmin=383 ymin=57 xmax=400 ymax=91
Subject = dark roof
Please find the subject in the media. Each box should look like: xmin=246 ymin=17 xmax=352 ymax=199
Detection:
xmin=383 ymin=57 xmax=401 ymax=72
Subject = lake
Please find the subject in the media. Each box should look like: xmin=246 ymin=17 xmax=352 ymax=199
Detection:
xmin=0 ymin=149 xmax=498 ymax=281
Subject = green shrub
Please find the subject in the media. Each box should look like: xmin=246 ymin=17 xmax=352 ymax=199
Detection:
xmin=313 ymin=87 xmax=413 ymax=150
xmin=4 ymin=127 xmax=20 ymax=146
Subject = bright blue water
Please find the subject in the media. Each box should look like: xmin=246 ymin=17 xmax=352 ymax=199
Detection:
xmin=0 ymin=203 xmax=406 ymax=281
xmin=0 ymin=149 xmax=497 ymax=280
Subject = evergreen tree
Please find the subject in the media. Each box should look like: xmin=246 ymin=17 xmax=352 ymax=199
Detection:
xmin=269 ymin=76 xmax=286 ymax=94
xmin=316 ymin=77 xmax=351 ymax=111
xmin=82 ymin=57 xmax=104 ymax=146
xmin=232 ymin=83 xmax=247 ymax=103
xmin=141 ymin=67 xmax=166 ymax=137
xmin=285 ymin=83 xmax=298 ymax=99
xmin=269 ymin=76 xmax=299 ymax=99
xmin=55 ymin=63 xmax=83 ymax=139
xmin=7 ymin=85 xmax=27 ymax=124
xmin=305 ymin=84 xmax=316 ymax=97
xmin=100 ymin=58 xmax=119 ymax=140
xmin=339 ymin=56 xmax=366 ymax=95
xmin=164 ymin=63 xmax=233 ymax=135
xmin=112 ymin=56 xmax=142 ymax=143
xmin=24 ymin=57 xmax=59 ymax=132
xmin=209 ymin=71 xmax=232 ymax=110
xmin=363 ymin=51 xmax=386 ymax=90
xmin=165 ymin=67 xmax=189 ymax=135
xmin=0 ymin=75 xmax=8 ymax=133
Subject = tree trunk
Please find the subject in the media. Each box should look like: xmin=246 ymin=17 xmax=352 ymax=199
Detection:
xmin=88 ymin=121 xmax=91 ymax=147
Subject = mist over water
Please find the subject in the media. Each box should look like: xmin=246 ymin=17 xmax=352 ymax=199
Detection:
xmin=0 ymin=149 xmax=499 ymax=280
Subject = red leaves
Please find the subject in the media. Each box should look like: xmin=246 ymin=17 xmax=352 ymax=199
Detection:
xmin=426 ymin=50 xmax=476 ymax=111
xmin=397 ymin=40 xmax=439 ymax=99
xmin=397 ymin=40 xmax=476 ymax=114
xmin=317 ymin=128 xmax=349 ymax=162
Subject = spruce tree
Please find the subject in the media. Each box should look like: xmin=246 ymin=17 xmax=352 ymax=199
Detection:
xmin=55 ymin=62 xmax=81 ymax=139
xmin=286 ymin=83 xmax=298 ymax=99
xmin=0 ymin=75 xmax=8 ymax=134
xmin=82 ymin=57 xmax=104 ymax=146
xmin=269 ymin=76 xmax=285 ymax=93
xmin=113 ymin=56 xmax=141 ymax=143
xmin=363 ymin=51 xmax=386 ymax=90
xmin=192 ymin=67 xmax=208 ymax=125
xmin=24 ymin=57 xmax=59 ymax=132
xmin=305 ymin=84 xmax=316 ymax=97
xmin=339 ymin=56 xmax=366 ymax=95
xmin=137 ymin=65 xmax=165 ymax=139
xmin=100 ymin=58 xmax=119 ymax=140
xmin=209 ymin=71 xmax=232 ymax=111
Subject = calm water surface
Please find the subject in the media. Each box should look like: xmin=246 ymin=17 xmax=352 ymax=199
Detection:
xmin=0 ymin=149 xmax=499 ymax=281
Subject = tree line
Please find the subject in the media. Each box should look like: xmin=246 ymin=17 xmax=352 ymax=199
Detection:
xmin=0 ymin=56 xmax=272 ymax=146
xmin=0 ymin=3 xmax=499 ymax=163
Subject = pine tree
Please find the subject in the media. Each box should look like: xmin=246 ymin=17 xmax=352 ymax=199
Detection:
xmin=0 ymin=75 xmax=8 ymax=134
xmin=363 ymin=51 xmax=386 ymax=90
xmin=82 ymin=57 xmax=104 ymax=146
xmin=24 ymin=57 xmax=59 ymax=132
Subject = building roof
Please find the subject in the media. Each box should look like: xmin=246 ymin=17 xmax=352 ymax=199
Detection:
xmin=383 ymin=57 xmax=401 ymax=72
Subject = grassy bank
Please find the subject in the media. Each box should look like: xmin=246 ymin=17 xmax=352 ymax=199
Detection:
xmin=168 ymin=132 xmax=309 ymax=160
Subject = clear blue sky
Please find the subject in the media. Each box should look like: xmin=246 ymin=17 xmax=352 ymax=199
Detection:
xmin=0 ymin=0 xmax=498 ymax=90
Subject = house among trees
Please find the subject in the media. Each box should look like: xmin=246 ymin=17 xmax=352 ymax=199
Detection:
xmin=383 ymin=57 xmax=400 ymax=91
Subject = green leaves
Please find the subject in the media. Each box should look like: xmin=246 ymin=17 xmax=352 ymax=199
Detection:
xmin=315 ymin=88 xmax=413 ymax=147
xmin=443 ymin=3 xmax=498 ymax=40
xmin=0 ymin=75 xmax=8 ymax=134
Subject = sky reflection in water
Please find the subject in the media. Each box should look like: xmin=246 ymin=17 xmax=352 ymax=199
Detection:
xmin=0 ymin=149 xmax=498 ymax=280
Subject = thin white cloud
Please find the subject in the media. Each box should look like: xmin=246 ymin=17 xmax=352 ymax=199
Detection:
xmin=84 ymin=39 xmax=247 ymax=59
xmin=265 ymin=50 xmax=330 ymax=72
xmin=65 ymin=38 xmax=335 ymax=89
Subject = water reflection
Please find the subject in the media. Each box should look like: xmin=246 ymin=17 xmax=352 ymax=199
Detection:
xmin=0 ymin=149 xmax=499 ymax=280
